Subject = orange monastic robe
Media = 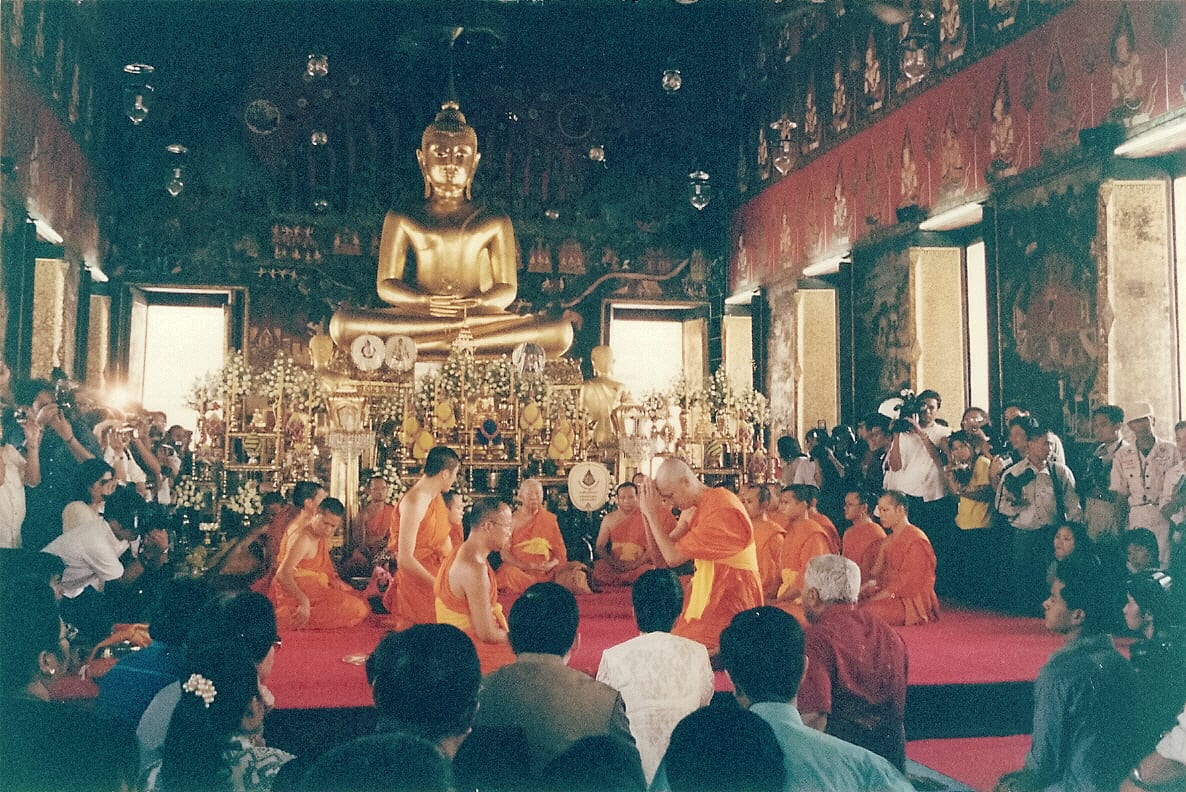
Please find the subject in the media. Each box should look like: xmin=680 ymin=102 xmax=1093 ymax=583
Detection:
xmin=774 ymin=517 xmax=833 ymax=624
xmin=591 ymin=511 xmax=656 ymax=587
xmin=862 ymin=523 xmax=940 ymax=626
xmin=384 ymin=494 xmax=454 ymax=630
xmin=435 ymin=546 xmax=516 ymax=675
xmin=752 ymin=517 xmax=786 ymax=600
xmin=812 ymin=511 xmax=842 ymax=554
xmin=672 ymin=488 xmax=763 ymax=652
xmin=268 ymin=530 xmax=368 ymax=630
xmin=842 ymin=518 xmax=887 ymax=583
xmin=495 ymin=509 xmax=567 ymax=596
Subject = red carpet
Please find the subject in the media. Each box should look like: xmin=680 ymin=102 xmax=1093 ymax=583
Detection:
xmin=268 ymin=592 xmax=1061 ymax=711
xmin=908 ymin=735 xmax=1032 ymax=791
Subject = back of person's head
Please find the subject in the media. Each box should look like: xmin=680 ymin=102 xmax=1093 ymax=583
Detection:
xmin=861 ymin=411 xmax=891 ymax=434
xmin=1093 ymin=405 xmax=1125 ymax=425
xmin=14 ymin=378 xmax=52 ymax=406
xmin=186 ymin=591 xmax=279 ymax=667
xmin=365 ymin=624 xmax=480 ymax=744
xmin=0 ymin=548 xmax=64 ymax=586
xmin=508 ymin=582 xmax=579 ymax=656
xmin=540 ymin=735 xmax=646 ymax=792
xmin=776 ymin=435 xmax=801 ymax=461
xmin=1055 ymin=556 xmax=1111 ymax=635
xmin=424 ymin=445 xmax=460 ymax=476
xmin=805 ymin=555 xmax=860 ymax=604
xmin=319 ymin=497 xmax=345 ymax=518
xmin=442 ymin=489 xmax=463 ymax=510
xmin=1127 ymin=573 xmax=1175 ymax=629
xmin=719 ymin=606 xmax=805 ymax=704
xmin=104 ymin=485 xmax=147 ymax=534
xmin=453 ymin=726 xmax=531 ymax=792
xmin=663 ymin=706 xmax=786 ymax=792
xmin=632 ymin=569 xmax=684 ymax=633
xmin=291 ymin=481 xmax=323 ymax=509
xmin=149 ymin=577 xmax=211 ymax=645
xmin=75 ymin=458 xmax=115 ymax=501
xmin=161 ymin=644 xmax=264 ymax=792
xmin=0 ymin=576 xmax=61 ymax=695
xmin=464 ymin=497 xmax=505 ymax=540
xmin=261 ymin=491 xmax=285 ymax=511
xmin=296 ymin=733 xmax=453 ymax=792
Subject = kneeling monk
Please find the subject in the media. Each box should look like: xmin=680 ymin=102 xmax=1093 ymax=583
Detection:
xmin=860 ymin=490 xmax=940 ymax=626
xmin=592 ymin=482 xmax=656 ymax=587
xmin=270 ymin=497 xmax=368 ymax=630
xmin=435 ymin=496 xmax=516 ymax=674
xmin=496 ymin=479 xmax=567 ymax=596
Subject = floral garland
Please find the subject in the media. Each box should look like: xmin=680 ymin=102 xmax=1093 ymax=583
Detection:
xmin=413 ymin=373 xmax=440 ymax=423
xmin=359 ymin=460 xmax=406 ymax=506
xmin=173 ymin=475 xmax=212 ymax=512
xmin=515 ymin=371 xmax=549 ymax=405
xmin=218 ymin=351 xmax=255 ymax=401
xmin=478 ymin=357 xmax=514 ymax=401
xmin=222 ymin=480 xmax=264 ymax=516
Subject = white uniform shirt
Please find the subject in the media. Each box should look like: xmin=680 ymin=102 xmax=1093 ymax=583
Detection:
xmin=1111 ymin=441 xmax=1179 ymax=509
xmin=884 ymin=431 xmax=946 ymax=502
xmin=43 ymin=518 xmax=129 ymax=597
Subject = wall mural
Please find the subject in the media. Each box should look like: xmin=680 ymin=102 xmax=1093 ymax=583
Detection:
xmin=994 ymin=176 xmax=1101 ymax=439
xmin=852 ymin=246 xmax=915 ymax=412
xmin=732 ymin=1 xmax=1186 ymax=292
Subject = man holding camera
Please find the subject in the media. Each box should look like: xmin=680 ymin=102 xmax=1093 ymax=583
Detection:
xmin=995 ymin=423 xmax=1083 ymax=616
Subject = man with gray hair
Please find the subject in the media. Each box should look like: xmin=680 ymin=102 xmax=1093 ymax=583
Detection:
xmin=797 ymin=555 xmax=908 ymax=770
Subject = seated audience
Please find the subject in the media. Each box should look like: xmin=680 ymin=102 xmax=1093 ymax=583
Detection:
xmin=659 ymin=706 xmax=786 ymax=792
xmin=295 ymin=733 xmax=453 ymax=792
xmin=268 ymin=497 xmax=368 ymax=630
xmin=364 ymin=623 xmax=481 ymax=758
xmin=861 ymin=490 xmax=940 ymax=626
xmin=138 ymin=591 xmax=282 ymax=785
xmin=497 ymin=479 xmax=567 ymax=595
xmin=592 ymin=482 xmax=657 ymax=588
xmin=156 ymin=643 xmax=293 ymax=792
xmin=996 ymin=557 xmax=1140 ymax=792
xmin=44 ymin=484 xmax=156 ymax=643
xmin=715 ymin=606 xmax=913 ymax=791
xmin=1046 ymin=520 xmax=1095 ymax=587
xmin=1125 ymin=527 xmax=1164 ymax=577
xmin=97 ymin=576 xmax=211 ymax=727
xmin=540 ymin=734 xmax=648 ymax=792
xmin=475 ymin=582 xmax=640 ymax=779
xmin=597 ymin=569 xmax=714 ymax=784
xmin=0 ymin=574 xmax=138 ymax=792
xmin=798 ymin=555 xmax=908 ymax=770
xmin=434 ymin=497 xmax=517 ymax=673
xmin=839 ymin=489 xmax=886 ymax=584
xmin=1124 ymin=573 xmax=1186 ymax=751
xmin=739 ymin=484 xmax=786 ymax=601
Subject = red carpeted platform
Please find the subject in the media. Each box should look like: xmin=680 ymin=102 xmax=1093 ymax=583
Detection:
xmin=907 ymin=735 xmax=1032 ymax=791
xmin=267 ymin=592 xmax=1061 ymax=711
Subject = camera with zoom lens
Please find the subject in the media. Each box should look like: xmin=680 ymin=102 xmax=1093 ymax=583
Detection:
xmin=890 ymin=390 xmax=926 ymax=434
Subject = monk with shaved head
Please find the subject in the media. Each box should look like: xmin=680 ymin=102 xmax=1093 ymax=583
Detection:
xmin=638 ymin=458 xmax=763 ymax=652
xmin=496 ymin=479 xmax=567 ymax=596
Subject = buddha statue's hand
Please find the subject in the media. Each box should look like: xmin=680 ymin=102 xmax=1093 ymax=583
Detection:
xmin=427 ymin=295 xmax=482 ymax=318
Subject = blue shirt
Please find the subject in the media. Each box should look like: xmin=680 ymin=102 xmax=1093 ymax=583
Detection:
xmin=96 ymin=640 xmax=184 ymax=726
xmin=651 ymin=702 xmax=913 ymax=792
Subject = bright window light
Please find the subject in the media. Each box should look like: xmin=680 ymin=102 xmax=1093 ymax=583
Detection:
xmin=141 ymin=305 xmax=225 ymax=431
xmin=609 ymin=319 xmax=686 ymax=396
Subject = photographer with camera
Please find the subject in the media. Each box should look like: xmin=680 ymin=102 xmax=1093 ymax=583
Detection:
xmin=94 ymin=414 xmax=162 ymax=502
xmin=884 ymin=390 xmax=956 ymax=594
xmin=1 ymin=369 xmax=42 ymax=549
xmin=995 ymin=422 xmax=1083 ymax=616
xmin=805 ymin=427 xmax=848 ymax=527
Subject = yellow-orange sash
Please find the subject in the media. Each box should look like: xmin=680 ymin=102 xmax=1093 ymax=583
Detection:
xmin=685 ymin=542 xmax=759 ymax=621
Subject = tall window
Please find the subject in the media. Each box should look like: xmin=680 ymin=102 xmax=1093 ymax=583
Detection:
xmin=140 ymin=305 xmax=226 ymax=431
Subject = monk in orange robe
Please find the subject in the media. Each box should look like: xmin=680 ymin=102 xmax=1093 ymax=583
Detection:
xmin=269 ymin=497 xmax=368 ymax=630
xmin=773 ymin=485 xmax=834 ymax=624
xmin=861 ymin=491 xmax=940 ymax=626
xmin=840 ymin=489 xmax=887 ymax=583
xmin=640 ymin=458 xmax=762 ymax=652
xmin=740 ymin=484 xmax=786 ymax=600
xmin=435 ymin=497 xmax=517 ymax=674
xmin=384 ymin=446 xmax=461 ymax=629
xmin=496 ymin=479 xmax=567 ymax=596
xmin=342 ymin=475 xmax=397 ymax=579
xmin=592 ymin=482 xmax=656 ymax=587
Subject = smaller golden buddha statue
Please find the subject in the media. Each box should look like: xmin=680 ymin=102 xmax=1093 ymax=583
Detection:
xmin=329 ymin=101 xmax=573 ymax=360
xmin=580 ymin=345 xmax=630 ymax=447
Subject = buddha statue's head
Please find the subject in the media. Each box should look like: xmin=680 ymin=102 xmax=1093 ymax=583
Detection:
xmin=591 ymin=345 xmax=615 ymax=377
xmin=417 ymin=101 xmax=481 ymax=201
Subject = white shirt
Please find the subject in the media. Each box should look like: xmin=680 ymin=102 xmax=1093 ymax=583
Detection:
xmin=1111 ymin=441 xmax=1179 ymax=508
xmin=920 ymin=422 xmax=951 ymax=444
xmin=1157 ymin=703 xmax=1186 ymax=764
xmin=995 ymin=459 xmax=1083 ymax=530
xmin=596 ymin=631 xmax=714 ymax=784
xmin=0 ymin=444 xmax=26 ymax=549
xmin=105 ymin=446 xmax=148 ymax=485
xmin=883 ymin=432 xmax=946 ymax=502
xmin=43 ymin=517 xmax=129 ymax=597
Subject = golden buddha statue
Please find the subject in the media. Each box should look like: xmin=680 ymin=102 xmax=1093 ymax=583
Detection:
xmin=580 ymin=345 xmax=630 ymax=447
xmin=329 ymin=101 xmax=573 ymax=359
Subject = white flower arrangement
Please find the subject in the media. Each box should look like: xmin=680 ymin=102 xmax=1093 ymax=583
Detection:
xmin=185 ymin=372 xmax=219 ymax=413
xmin=735 ymin=388 xmax=771 ymax=425
xmin=478 ymin=357 xmax=514 ymax=401
xmin=704 ymin=369 xmax=735 ymax=419
xmin=640 ymin=390 xmax=669 ymax=422
xmin=546 ymin=387 xmax=581 ymax=423
xmin=182 ymin=673 xmax=217 ymax=708
xmin=439 ymin=348 xmax=477 ymax=404
xmin=668 ymin=376 xmax=705 ymax=410
xmin=413 ymin=373 xmax=440 ymax=423
xmin=218 ymin=351 xmax=255 ymax=401
xmin=173 ymin=476 xmax=211 ymax=512
xmin=223 ymin=480 xmax=264 ymax=516
xmin=515 ymin=370 xmax=550 ymax=406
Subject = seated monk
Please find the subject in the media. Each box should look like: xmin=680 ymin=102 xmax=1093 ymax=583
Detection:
xmin=773 ymin=484 xmax=834 ymax=624
xmin=739 ymin=484 xmax=786 ymax=601
xmin=384 ymin=446 xmax=460 ymax=629
xmin=840 ymin=489 xmax=887 ymax=583
xmin=860 ymin=490 xmax=940 ymax=626
xmin=250 ymin=485 xmax=315 ymax=594
xmin=342 ymin=475 xmax=396 ymax=579
xmin=592 ymin=482 xmax=656 ymax=588
xmin=329 ymin=101 xmax=572 ymax=359
xmin=435 ymin=497 xmax=516 ymax=674
xmin=496 ymin=479 xmax=567 ymax=596
xmin=638 ymin=459 xmax=763 ymax=653
xmin=269 ymin=497 xmax=368 ymax=630
xmin=803 ymin=484 xmax=841 ymax=554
